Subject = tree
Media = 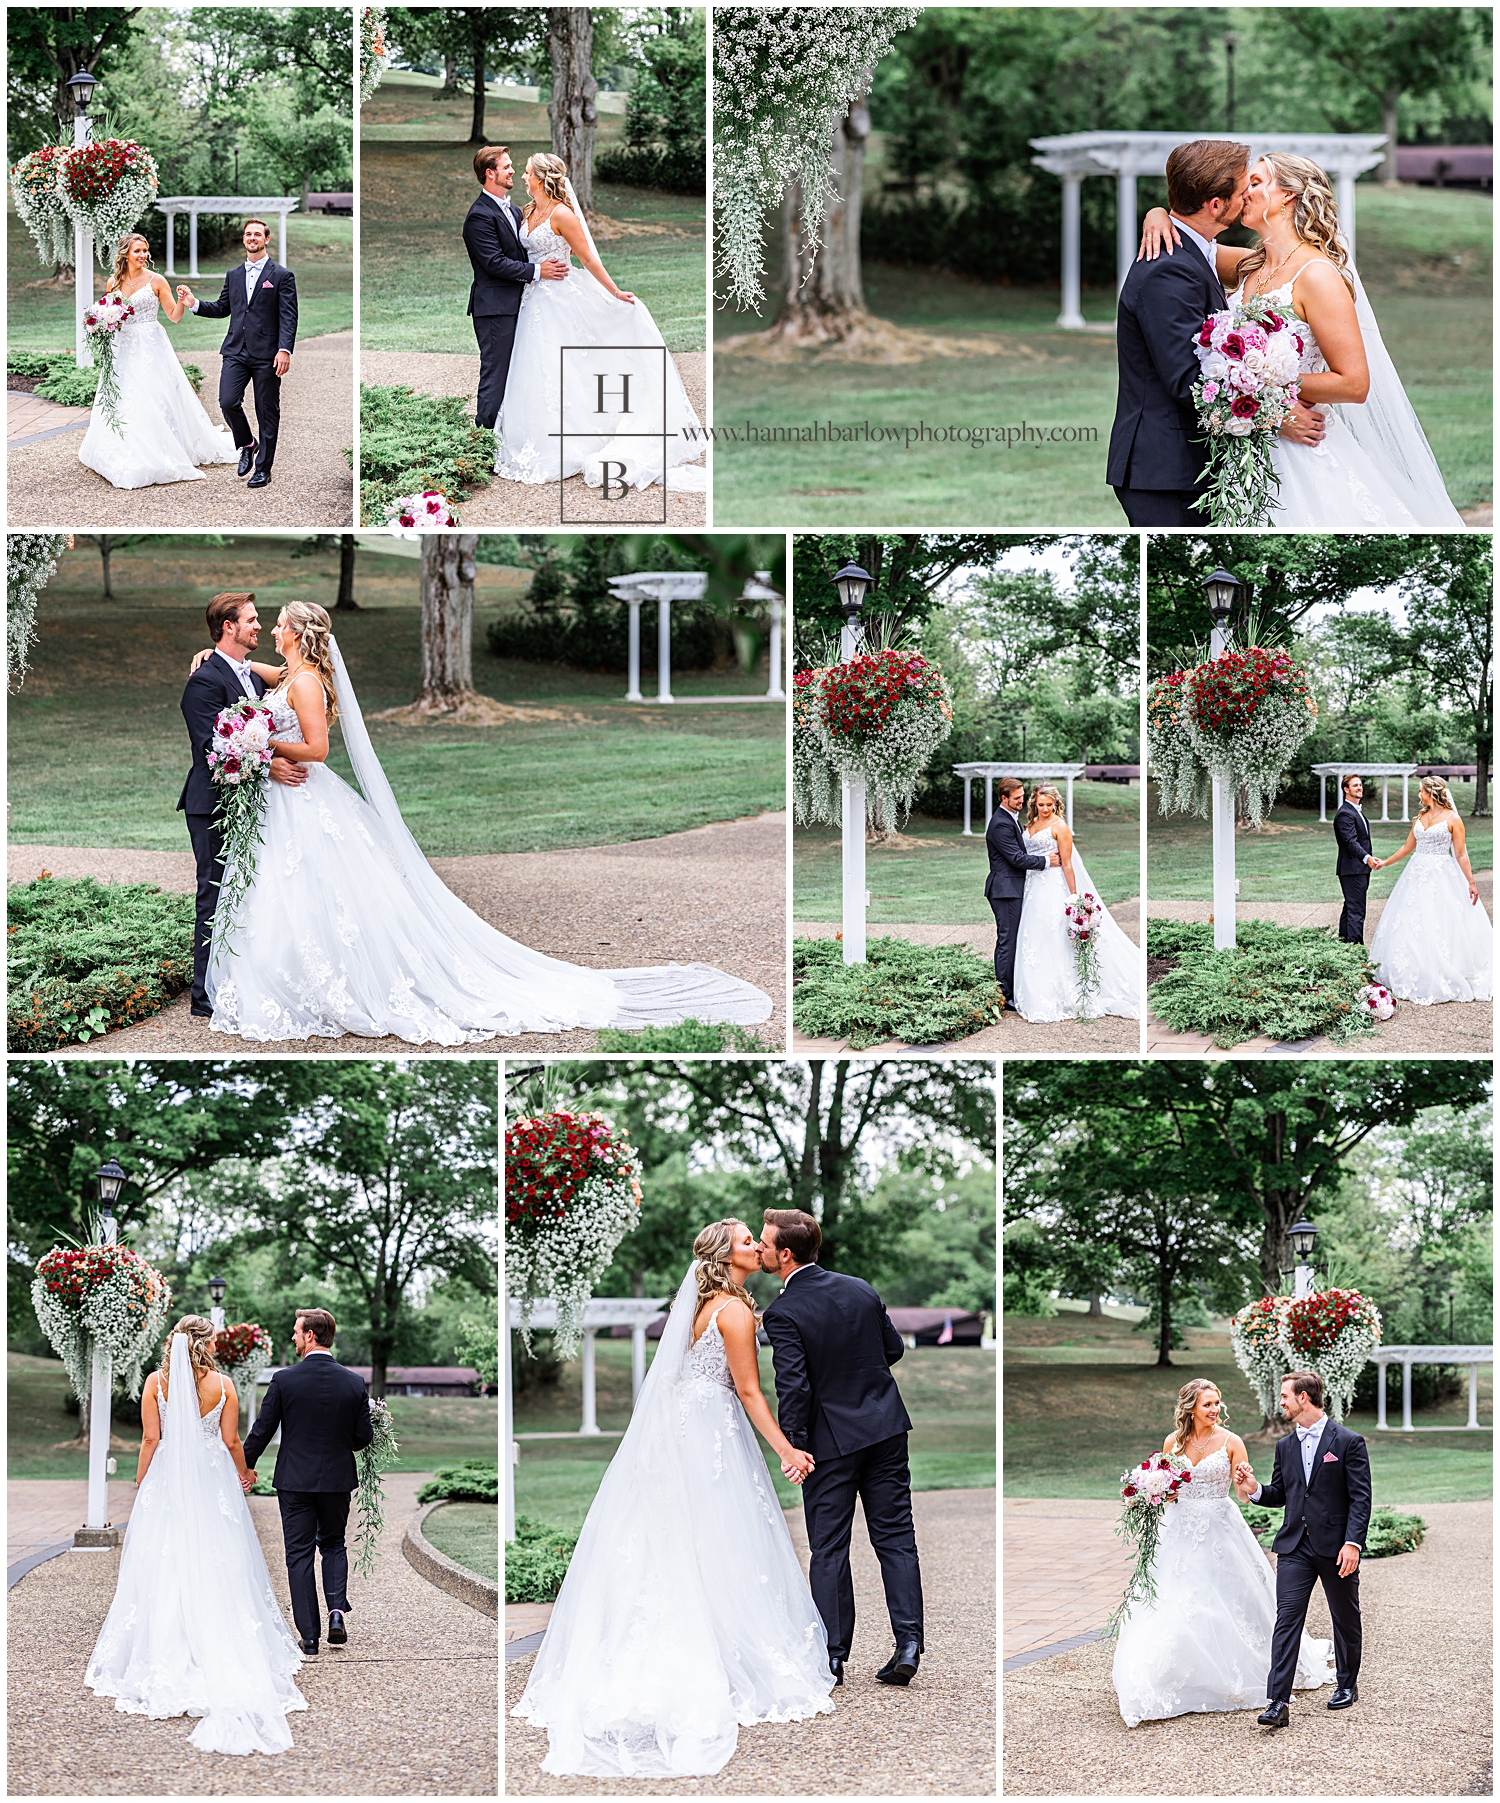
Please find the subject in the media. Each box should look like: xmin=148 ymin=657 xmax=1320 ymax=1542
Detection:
xmin=768 ymin=85 xmax=873 ymax=349
xmin=386 ymin=7 xmax=543 ymax=144
xmin=1395 ymin=537 xmax=1492 ymax=815
xmin=5 ymin=7 xmax=144 ymax=156
xmin=548 ymin=8 xmax=597 ymax=211
xmin=245 ymin=108 xmax=352 ymax=211
xmin=413 ymin=532 xmax=481 ymax=716
xmin=81 ymin=534 xmax=147 ymax=600
xmin=290 ymin=534 xmax=361 ymax=610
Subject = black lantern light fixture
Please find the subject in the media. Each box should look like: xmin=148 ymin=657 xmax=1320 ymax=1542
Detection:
xmin=1286 ymin=1216 xmax=1319 ymax=1264
xmin=94 ymin=1152 xmax=126 ymax=1242
xmin=208 ymin=1275 xmax=227 ymax=1307
xmin=66 ymin=70 xmax=99 ymax=116
xmin=1203 ymin=564 xmax=1243 ymax=628
xmin=830 ymin=560 xmax=872 ymax=626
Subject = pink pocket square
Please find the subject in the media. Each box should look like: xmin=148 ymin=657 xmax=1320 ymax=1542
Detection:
xmin=1323 ymin=1451 xmax=1339 ymax=1462
xmin=261 ymin=280 xmax=274 ymax=288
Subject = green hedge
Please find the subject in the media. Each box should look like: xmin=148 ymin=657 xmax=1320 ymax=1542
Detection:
xmin=7 ymin=877 xmax=196 ymax=1051
xmin=595 ymin=142 xmax=705 ymax=193
xmin=1146 ymin=919 xmax=1374 ymax=1049
xmin=1239 ymin=1500 xmax=1425 ymax=1559
xmin=416 ymin=1459 xmax=499 ymax=1505
xmin=9 ymin=349 xmax=202 ymax=405
xmin=594 ymin=1019 xmax=769 ymax=1052
xmin=792 ymin=934 xmax=1003 ymax=1049
xmin=505 ymin=1513 xmax=580 ymax=1603
xmin=359 ymin=384 xmax=496 ymax=525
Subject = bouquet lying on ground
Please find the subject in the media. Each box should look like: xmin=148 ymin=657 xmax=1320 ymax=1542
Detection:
xmin=1191 ymin=295 xmax=1306 ymax=527
xmin=208 ymin=698 xmax=277 ymax=949
xmin=83 ymin=290 xmax=135 ymax=436
xmin=352 ymin=1395 xmax=400 ymax=1580
xmin=1105 ymin=1451 xmax=1194 ymax=1635
xmin=386 ymin=490 xmax=459 ymax=533
xmin=1359 ymin=982 xmax=1396 ymax=1022
xmin=1064 ymin=890 xmax=1104 ymax=1019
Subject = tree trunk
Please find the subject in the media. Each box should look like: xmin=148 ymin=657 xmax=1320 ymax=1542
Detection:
xmin=368 ymin=1343 xmax=390 ymax=1399
xmin=548 ymin=9 xmax=597 ymax=213
xmin=1086 ymin=1292 xmax=1103 ymax=1318
xmin=1380 ymin=85 xmax=1401 ymax=185
xmin=97 ymin=535 xmax=115 ymax=599
xmin=1473 ymin=691 xmax=1491 ymax=816
xmin=415 ymin=533 xmax=480 ymax=714
xmin=469 ymin=14 xmax=488 ymax=144
xmin=441 ymin=51 xmax=459 ymax=96
xmin=1156 ymin=1253 xmax=1174 ymax=1367
xmin=334 ymin=533 xmax=359 ymax=610
xmin=770 ymin=84 xmax=874 ymax=347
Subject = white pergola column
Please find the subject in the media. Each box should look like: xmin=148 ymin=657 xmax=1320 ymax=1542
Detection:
xmin=1057 ymin=174 xmax=1084 ymax=329
xmin=1210 ymin=620 xmax=1236 ymax=951
xmin=278 ymin=210 xmax=287 ymax=265
xmin=1401 ymin=773 xmax=1410 ymax=820
xmin=766 ymin=596 xmax=784 ymax=699
xmin=1065 ymin=772 xmax=1076 ymax=828
xmin=1469 ymin=1364 xmax=1480 ymax=1430
xmin=163 ymin=213 xmax=176 ymax=275
xmin=962 ymin=775 xmax=973 ymax=836
xmin=984 ymin=774 xmax=995 ymax=824
xmin=1319 ymin=772 xmax=1328 ymax=822
xmin=579 ymin=1328 xmax=600 ymax=1435
xmin=1376 ymin=1358 xmax=1388 ymax=1430
xmin=189 ymin=209 xmax=199 ymax=278
xmin=657 ymin=599 xmax=673 ymax=703
xmin=624 ymin=600 xmax=642 ymax=701
xmin=1336 ymin=170 xmax=1357 ymax=258
xmin=1380 ymin=776 xmax=1390 ymax=821
xmin=1116 ymin=168 xmax=1138 ymax=293
xmin=1402 ymin=1358 xmax=1413 ymax=1432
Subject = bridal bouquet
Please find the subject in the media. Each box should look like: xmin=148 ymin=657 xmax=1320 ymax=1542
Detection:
xmin=82 ymin=291 xmax=135 ymax=437
xmin=1064 ymin=890 xmax=1104 ymax=1018
xmin=1191 ymin=295 xmax=1306 ymax=527
xmin=1359 ymin=982 xmax=1396 ymax=1022
xmin=1106 ymin=1452 xmax=1194 ymax=1634
xmin=352 ymin=1395 xmax=400 ymax=1579
xmin=385 ymin=490 xmax=459 ymax=534
xmin=208 ymin=698 xmax=278 ymax=947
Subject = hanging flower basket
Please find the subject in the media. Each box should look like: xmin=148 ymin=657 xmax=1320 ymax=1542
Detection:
xmin=1182 ymin=647 xmax=1318 ymax=826
xmin=10 ymin=144 xmax=74 ymax=269
xmin=505 ymin=1110 xmax=643 ymax=1359
xmin=1146 ymin=669 xmax=1209 ymax=818
xmin=361 ymin=6 xmax=394 ymax=105
xmin=56 ymin=139 xmax=159 ymax=267
xmin=1277 ymin=1287 xmax=1381 ymax=1421
xmin=804 ymin=649 xmax=953 ymax=835
xmin=792 ymin=665 xmax=841 ymax=827
xmin=8 ymin=534 xmax=68 ymax=689
xmin=1230 ymin=1294 xmax=1292 ymax=1419
xmin=213 ymin=1321 xmax=272 ymax=1403
xmin=31 ymin=1242 xmax=173 ymax=1410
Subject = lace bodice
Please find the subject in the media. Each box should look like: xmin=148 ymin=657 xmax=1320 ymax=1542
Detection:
xmin=160 ymin=1378 xmax=227 ymax=1445
xmin=1025 ymin=828 xmax=1057 ymax=854
xmin=266 ymin=684 xmax=326 ymax=743
xmin=682 ymin=1306 xmax=735 ymax=1390
xmin=113 ymin=283 xmax=160 ymax=335
xmin=521 ymin=216 xmax=573 ymax=268
xmin=1231 ymin=279 xmax=1326 ymax=376
xmin=1413 ymin=818 xmax=1454 ymax=857
xmin=1177 ymin=1443 xmax=1233 ymax=1502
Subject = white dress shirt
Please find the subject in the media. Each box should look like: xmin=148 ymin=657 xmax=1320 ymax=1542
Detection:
xmin=214 ymin=646 xmax=258 ymax=698
xmin=781 ymin=1261 xmax=814 ymax=1289
xmin=1250 ymin=1413 xmax=1328 ymax=1501
xmin=1169 ymin=214 xmax=1222 ymax=282
xmin=483 ymin=189 xmax=536 ymax=279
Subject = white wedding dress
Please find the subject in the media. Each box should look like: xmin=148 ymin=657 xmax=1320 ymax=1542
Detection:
xmin=77 ymin=284 xmax=238 ymax=488
xmin=494 ymin=209 xmax=708 ymax=493
xmin=84 ymin=1338 xmax=306 ymax=1754
xmin=1012 ymin=826 xmax=1141 ymax=1021
xmin=204 ymin=649 xmax=769 ymax=1041
xmin=1112 ymin=1445 xmax=1335 ymax=1727
xmin=512 ymin=1272 xmax=835 ymax=1777
xmin=1229 ymin=275 xmax=1464 ymax=529
xmin=1368 ymin=817 xmax=1493 ymax=1004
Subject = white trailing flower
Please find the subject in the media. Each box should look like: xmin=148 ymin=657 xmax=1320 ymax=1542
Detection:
xmin=32 ymin=1244 xmax=174 ymax=1413
xmin=1230 ymin=1295 xmax=1292 ymax=1419
xmin=7 ymin=534 xmax=67 ymax=688
xmin=9 ymin=145 xmax=74 ymax=269
xmin=55 ymin=139 xmax=159 ymax=269
xmin=361 ymin=7 xmax=393 ymax=105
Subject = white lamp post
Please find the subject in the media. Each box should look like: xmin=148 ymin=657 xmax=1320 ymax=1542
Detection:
xmin=1204 ymin=564 xmax=1243 ymax=951
xmin=832 ymin=561 xmax=871 ymax=965
xmin=79 ymin=1152 xmax=125 ymax=1546
xmin=1287 ymin=1215 xmax=1318 ymax=1302
xmin=502 ymin=1276 xmax=516 ymax=1541
xmin=67 ymin=70 xmax=99 ymax=369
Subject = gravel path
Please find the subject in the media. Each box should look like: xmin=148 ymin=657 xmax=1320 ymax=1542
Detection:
xmin=506 ymin=1487 xmax=995 ymax=1796
xmin=8 ymin=1474 xmax=497 ymax=1796
xmin=12 ymin=812 xmax=784 ymax=1054
xmin=361 ymin=349 xmax=707 ymax=526
xmin=1003 ymin=1499 xmax=1491 ymax=1795
xmin=7 ymin=334 xmax=353 ymax=528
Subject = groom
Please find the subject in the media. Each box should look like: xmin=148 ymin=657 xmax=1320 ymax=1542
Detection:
xmin=1107 ymin=139 xmax=1325 ymax=526
xmin=1334 ymin=774 xmax=1379 ymax=943
xmin=1234 ymin=1371 xmax=1371 ymax=1727
xmin=759 ymin=1210 xmax=925 ymax=1687
xmin=177 ymin=592 xmax=306 ymax=1018
xmin=464 ymin=145 xmax=568 ymax=431
xmin=985 ymin=779 xmax=1058 ymax=1010
xmin=244 ymin=1309 xmax=374 ymax=1656
xmin=180 ymin=217 xmax=298 ymax=489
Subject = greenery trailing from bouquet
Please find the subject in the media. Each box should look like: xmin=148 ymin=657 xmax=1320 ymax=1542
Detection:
xmin=7 ymin=534 xmax=67 ymax=688
xmin=1105 ymin=1452 xmax=1194 ymax=1635
xmin=32 ymin=1242 xmax=173 ymax=1409
xmin=352 ymin=1396 xmax=400 ymax=1579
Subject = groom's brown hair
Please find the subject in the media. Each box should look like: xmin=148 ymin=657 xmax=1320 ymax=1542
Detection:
xmin=764 ymin=1210 xmax=821 ymax=1265
xmin=207 ymin=591 xmax=255 ymax=641
xmin=1166 ymin=140 xmax=1251 ymax=216
xmin=474 ymin=144 xmax=510 ymax=185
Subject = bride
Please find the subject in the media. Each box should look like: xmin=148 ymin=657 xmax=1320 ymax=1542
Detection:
xmin=85 ymin=1319 xmax=305 ymax=1753
xmin=512 ymin=1220 xmax=835 ymax=1777
xmin=1139 ymin=154 xmax=1465 ymax=529
xmin=78 ymin=233 xmax=239 ymax=489
xmin=494 ymin=154 xmax=708 ymax=494
xmin=189 ymin=602 xmax=769 ymax=1042
xmin=1368 ymin=775 xmax=1492 ymax=1003
xmin=1112 ymin=1379 xmax=1334 ymax=1727
xmin=1013 ymin=784 xmax=1141 ymax=1021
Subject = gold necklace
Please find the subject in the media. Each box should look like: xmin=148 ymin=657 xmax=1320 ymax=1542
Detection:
xmin=1252 ymin=233 xmax=1304 ymax=296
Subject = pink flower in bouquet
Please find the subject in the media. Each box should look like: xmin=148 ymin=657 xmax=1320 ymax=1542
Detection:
xmin=1202 ymin=380 xmax=1219 ymax=401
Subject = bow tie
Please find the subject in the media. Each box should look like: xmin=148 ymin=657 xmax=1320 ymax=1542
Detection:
xmin=1297 ymin=1425 xmax=1319 ymax=1440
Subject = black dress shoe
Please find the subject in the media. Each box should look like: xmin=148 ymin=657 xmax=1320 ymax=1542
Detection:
xmin=237 ymin=442 xmax=256 ymax=477
xmin=246 ymin=469 xmax=271 ymax=489
xmin=190 ymin=1006 xmax=213 ymax=1018
xmin=1327 ymin=1684 xmax=1358 ymax=1710
xmin=828 ymin=1655 xmax=843 ymax=1686
xmin=299 ymin=1637 xmax=319 ymax=1655
xmin=1257 ymin=1703 xmax=1290 ymax=1728
xmin=328 ymin=1610 xmax=347 ymax=1645
xmin=875 ymin=1637 xmax=920 ymax=1685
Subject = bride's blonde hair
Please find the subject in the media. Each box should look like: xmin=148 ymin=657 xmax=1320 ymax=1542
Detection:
xmin=1238 ymin=154 xmax=1355 ymax=298
xmin=1419 ymin=774 xmax=1455 ymax=813
xmin=692 ymin=1219 xmax=759 ymax=1324
xmin=1170 ymin=1378 xmax=1226 ymax=1452
xmin=108 ymin=234 xmax=152 ymax=292
xmin=157 ymin=1315 xmax=219 ymax=1400
xmin=1026 ymin=783 xmax=1066 ymax=831
xmin=280 ymin=601 xmax=340 ymax=723
xmin=524 ymin=153 xmax=570 ymax=212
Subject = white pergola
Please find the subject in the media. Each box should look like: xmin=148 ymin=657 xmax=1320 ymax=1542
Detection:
xmin=955 ymin=763 xmax=1086 ymax=834
xmin=154 ymin=197 xmax=299 ymax=276
xmin=1372 ymin=1344 xmax=1492 ymax=1431
xmin=607 ymin=571 xmax=784 ymax=705
xmin=1311 ymin=762 xmax=1419 ymax=823
xmin=1028 ymin=132 xmax=1387 ymax=328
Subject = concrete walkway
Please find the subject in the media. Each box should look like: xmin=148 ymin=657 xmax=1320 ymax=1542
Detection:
xmin=1004 ymin=1499 xmax=1133 ymax=1666
xmin=506 ymin=1487 xmax=995 ymax=1795
xmin=1003 ymin=1499 xmax=1491 ymax=1795
xmin=8 ymin=1479 xmax=140 ymax=1585
xmin=10 ymin=812 xmax=784 ymax=1054
xmin=8 ymin=1473 xmax=497 ymax=1796
xmin=8 ymin=390 xmax=92 ymax=446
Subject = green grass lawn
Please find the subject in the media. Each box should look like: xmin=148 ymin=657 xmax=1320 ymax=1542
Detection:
xmin=7 ymin=540 xmax=783 ymax=857
xmin=1003 ymin=1312 xmax=1491 ymax=1504
xmin=712 ymin=185 xmax=1491 ymax=527
xmin=1146 ymin=794 xmax=1493 ymax=904
xmin=422 ymin=1498 xmax=499 ymax=1581
xmin=7 ymin=1351 xmax=498 ymax=1478
xmin=7 ymin=209 xmax=353 ymax=352
xmin=515 ymin=1340 xmax=994 ymax=1531
xmin=794 ymin=784 xmax=1140 ymax=924
xmin=361 ymin=82 xmax=705 ymax=356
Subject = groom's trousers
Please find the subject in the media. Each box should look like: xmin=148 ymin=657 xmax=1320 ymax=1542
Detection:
xmin=277 ymin=1489 xmax=352 ymax=1644
xmin=1337 ymin=872 xmax=1370 ymax=943
xmin=473 ymin=313 xmax=520 ymax=430
xmin=219 ymin=353 xmax=280 ymax=476
xmin=185 ymin=812 xmax=225 ymax=1012
xmin=988 ymin=896 xmax=1023 ymax=1006
xmin=1267 ymin=1539 xmax=1362 ymax=1705
xmin=1112 ymin=484 xmax=1202 ymax=527
xmin=800 ymin=1431 xmax=924 ymax=1661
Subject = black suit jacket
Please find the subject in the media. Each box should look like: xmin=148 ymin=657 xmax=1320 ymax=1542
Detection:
xmin=243 ymin=1354 xmax=374 ymax=1494
xmin=464 ymin=194 xmax=537 ymax=318
xmin=1254 ymin=1417 xmax=1372 ymax=1559
xmin=192 ymin=258 xmax=298 ymax=363
xmin=1334 ymin=801 xmax=1374 ymax=876
xmin=177 ymin=655 xmax=267 ymax=816
xmin=985 ymin=806 xmax=1046 ymax=901
xmin=762 ymin=1264 xmax=912 ymax=1462
xmin=1107 ymin=236 xmax=1227 ymax=491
